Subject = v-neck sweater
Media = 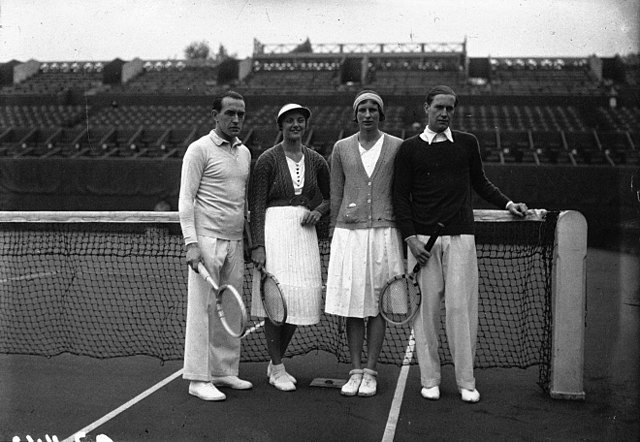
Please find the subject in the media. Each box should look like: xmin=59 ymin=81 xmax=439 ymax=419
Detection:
xmin=330 ymin=132 xmax=403 ymax=230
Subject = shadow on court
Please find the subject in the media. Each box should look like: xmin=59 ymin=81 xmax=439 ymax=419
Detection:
xmin=1 ymin=248 xmax=638 ymax=441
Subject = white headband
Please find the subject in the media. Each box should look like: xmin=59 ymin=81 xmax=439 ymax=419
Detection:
xmin=353 ymin=92 xmax=384 ymax=113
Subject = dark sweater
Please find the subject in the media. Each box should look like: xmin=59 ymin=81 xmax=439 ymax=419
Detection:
xmin=392 ymin=131 xmax=510 ymax=239
xmin=249 ymin=143 xmax=330 ymax=248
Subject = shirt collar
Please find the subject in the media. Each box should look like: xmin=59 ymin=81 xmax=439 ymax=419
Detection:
xmin=209 ymin=129 xmax=241 ymax=149
xmin=419 ymin=126 xmax=454 ymax=145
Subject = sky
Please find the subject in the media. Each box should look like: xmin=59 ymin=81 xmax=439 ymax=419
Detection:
xmin=1 ymin=0 xmax=638 ymax=63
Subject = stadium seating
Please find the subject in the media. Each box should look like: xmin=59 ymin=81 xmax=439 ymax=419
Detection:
xmin=0 ymin=50 xmax=638 ymax=165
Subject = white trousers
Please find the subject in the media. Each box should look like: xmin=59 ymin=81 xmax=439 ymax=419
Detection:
xmin=183 ymin=235 xmax=244 ymax=381
xmin=410 ymin=234 xmax=478 ymax=391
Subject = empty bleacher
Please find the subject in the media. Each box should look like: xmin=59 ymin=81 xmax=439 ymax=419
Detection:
xmin=0 ymin=47 xmax=638 ymax=166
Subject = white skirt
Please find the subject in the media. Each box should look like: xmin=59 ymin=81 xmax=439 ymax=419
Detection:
xmin=325 ymin=227 xmax=404 ymax=318
xmin=251 ymin=206 xmax=323 ymax=325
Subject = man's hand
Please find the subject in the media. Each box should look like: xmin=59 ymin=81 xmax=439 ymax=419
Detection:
xmin=407 ymin=236 xmax=431 ymax=267
xmin=251 ymin=246 xmax=266 ymax=269
xmin=507 ymin=201 xmax=529 ymax=217
xmin=186 ymin=243 xmax=203 ymax=271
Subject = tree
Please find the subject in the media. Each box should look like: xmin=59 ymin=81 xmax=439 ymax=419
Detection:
xmin=184 ymin=41 xmax=210 ymax=60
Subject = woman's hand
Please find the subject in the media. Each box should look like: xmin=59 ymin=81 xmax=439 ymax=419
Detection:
xmin=251 ymin=246 xmax=266 ymax=269
xmin=301 ymin=209 xmax=322 ymax=226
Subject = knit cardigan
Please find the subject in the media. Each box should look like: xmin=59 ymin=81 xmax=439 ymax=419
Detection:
xmin=330 ymin=132 xmax=403 ymax=230
xmin=249 ymin=143 xmax=330 ymax=248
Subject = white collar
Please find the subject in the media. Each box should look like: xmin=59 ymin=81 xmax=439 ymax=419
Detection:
xmin=419 ymin=126 xmax=454 ymax=145
xmin=209 ymin=129 xmax=241 ymax=148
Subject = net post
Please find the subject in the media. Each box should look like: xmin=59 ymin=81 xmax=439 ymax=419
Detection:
xmin=550 ymin=210 xmax=587 ymax=400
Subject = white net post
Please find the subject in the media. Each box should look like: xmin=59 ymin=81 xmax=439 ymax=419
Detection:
xmin=550 ymin=210 xmax=587 ymax=400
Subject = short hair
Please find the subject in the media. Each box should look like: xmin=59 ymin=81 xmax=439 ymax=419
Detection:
xmin=425 ymin=85 xmax=459 ymax=107
xmin=212 ymin=91 xmax=245 ymax=112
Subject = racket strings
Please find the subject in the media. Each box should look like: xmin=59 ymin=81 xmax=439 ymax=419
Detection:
xmin=380 ymin=277 xmax=421 ymax=324
xmin=262 ymin=277 xmax=286 ymax=324
xmin=217 ymin=286 xmax=247 ymax=337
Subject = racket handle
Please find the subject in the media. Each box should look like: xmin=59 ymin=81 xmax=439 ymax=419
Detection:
xmin=424 ymin=222 xmax=445 ymax=252
xmin=197 ymin=262 xmax=219 ymax=291
xmin=412 ymin=222 xmax=445 ymax=273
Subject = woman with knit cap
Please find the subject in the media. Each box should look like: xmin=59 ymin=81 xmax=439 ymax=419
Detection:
xmin=249 ymin=103 xmax=330 ymax=392
xmin=325 ymin=90 xmax=404 ymax=397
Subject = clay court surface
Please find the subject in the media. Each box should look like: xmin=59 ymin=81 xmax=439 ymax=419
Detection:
xmin=1 ymin=247 xmax=638 ymax=442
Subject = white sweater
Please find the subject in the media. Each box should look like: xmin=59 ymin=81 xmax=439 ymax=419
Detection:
xmin=178 ymin=130 xmax=251 ymax=245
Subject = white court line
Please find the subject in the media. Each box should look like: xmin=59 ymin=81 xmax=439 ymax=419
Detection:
xmin=381 ymin=329 xmax=416 ymax=442
xmin=62 ymin=369 xmax=183 ymax=442
xmin=62 ymin=320 xmax=266 ymax=442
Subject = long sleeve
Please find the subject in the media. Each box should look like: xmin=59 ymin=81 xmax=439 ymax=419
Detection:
xmin=178 ymin=145 xmax=205 ymax=245
xmin=468 ymin=136 xmax=510 ymax=208
xmin=392 ymin=141 xmax=417 ymax=240
xmin=311 ymin=150 xmax=331 ymax=216
xmin=329 ymin=141 xmax=345 ymax=229
xmin=249 ymin=151 xmax=274 ymax=249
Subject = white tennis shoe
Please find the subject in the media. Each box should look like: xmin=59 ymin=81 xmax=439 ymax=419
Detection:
xmin=211 ymin=375 xmax=253 ymax=390
xmin=267 ymin=361 xmax=297 ymax=384
xmin=189 ymin=381 xmax=226 ymax=401
xmin=421 ymin=386 xmax=440 ymax=400
xmin=340 ymin=369 xmax=364 ymax=396
xmin=460 ymin=388 xmax=480 ymax=403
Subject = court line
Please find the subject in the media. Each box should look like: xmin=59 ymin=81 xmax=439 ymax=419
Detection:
xmin=61 ymin=368 xmax=184 ymax=442
xmin=62 ymin=320 xmax=266 ymax=442
xmin=381 ymin=329 xmax=416 ymax=442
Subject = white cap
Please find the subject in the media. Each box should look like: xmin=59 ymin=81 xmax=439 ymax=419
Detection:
xmin=276 ymin=103 xmax=311 ymax=126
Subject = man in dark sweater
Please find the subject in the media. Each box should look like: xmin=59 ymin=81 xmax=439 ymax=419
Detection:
xmin=392 ymin=85 xmax=528 ymax=403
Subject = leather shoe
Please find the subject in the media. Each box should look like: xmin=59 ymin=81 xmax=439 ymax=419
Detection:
xmin=421 ymin=386 xmax=440 ymax=400
xmin=189 ymin=381 xmax=226 ymax=401
xmin=211 ymin=375 xmax=253 ymax=390
xmin=460 ymin=388 xmax=480 ymax=403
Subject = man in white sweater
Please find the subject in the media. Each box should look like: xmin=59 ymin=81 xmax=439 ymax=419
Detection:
xmin=178 ymin=91 xmax=253 ymax=401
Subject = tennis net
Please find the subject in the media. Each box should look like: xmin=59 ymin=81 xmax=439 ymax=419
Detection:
xmin=0 ymin=210 xmax=564 ymax=392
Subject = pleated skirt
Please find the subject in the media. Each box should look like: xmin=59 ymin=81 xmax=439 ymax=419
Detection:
xmin=325 ymin=227 xmax=404 ymax=318
xmin=251 ymin=206 xmax=323 ymax=325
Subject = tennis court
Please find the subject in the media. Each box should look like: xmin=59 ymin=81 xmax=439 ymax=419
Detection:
xmin=1 ymin=220 xmax=638 ymax=441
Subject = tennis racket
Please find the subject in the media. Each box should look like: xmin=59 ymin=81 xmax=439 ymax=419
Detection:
xmin=379 ymin=222 xmax=445 ymax=325
xmin=197 ymin=262 xmax=248 ymax=338
xmin=256 ymin=264 xmax=288 ymax=326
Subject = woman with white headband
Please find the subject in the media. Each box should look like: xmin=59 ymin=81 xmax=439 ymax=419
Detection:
xmin=325 ymin=90 xmax=404 ymax=397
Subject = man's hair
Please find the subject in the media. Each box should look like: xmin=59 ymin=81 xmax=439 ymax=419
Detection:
xmin=212 ymin=91 xmax=245 ymax=112
xmin=425 ymin=85 xmax=459 ymax=107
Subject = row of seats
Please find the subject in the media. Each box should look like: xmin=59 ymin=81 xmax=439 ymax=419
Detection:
xmin=0 ymin=72 xmax=104 ymax=95
xmin=3 ymin=104 xmax=637 ymax=133
xmin=107 ymin=68 xmax=219 ymax=95
xmin=1 ymin=123 xmax=637 ymax=166
xmin=1 ymin=64 xmax=615 ymax=96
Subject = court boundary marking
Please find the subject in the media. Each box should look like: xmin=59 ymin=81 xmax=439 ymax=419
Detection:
xmin=62 ymin=320 xmax=413 ymax=442
xmin=382 ymin=329 xmax=415 ymax=442
xmin=61 ymin=321 xmax=266 ymax=442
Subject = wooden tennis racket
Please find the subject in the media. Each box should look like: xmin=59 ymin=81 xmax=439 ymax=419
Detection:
xmin=256 ymin=264 xmax=288 ymax=326
xmin=379 ymin=222 xmax=445 ymax=325
xmin=197 ymin=262 xmax=248 ymax=338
